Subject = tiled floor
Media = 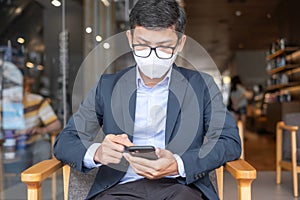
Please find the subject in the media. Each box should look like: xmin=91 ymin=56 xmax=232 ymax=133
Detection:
xmin=224 ymin=171 xmax=300 ymax=200
xmin=0 ymin=129 xmax=298 ymax=200
xmin=244 ymin=130 xmax=276 ymax=171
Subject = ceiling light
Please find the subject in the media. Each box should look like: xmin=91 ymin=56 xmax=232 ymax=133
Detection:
xmin=103 ymin=42 xmax=110 ymax=49
xmin=17 ymin=37 xmax=25 ymax=44
xmin=37 ymin=65 xmax=44 ymax=71
xmin=26 ymin=62 xmax=34 ymax=68
xmin=96 ymin=35 xmax=103 ymax=42
xmin=101 ymin=0 xmax=110 ymax=7
xmin=86 ymin=27 xmax=92 ymax=34
xmin=15 ymin=7 xmax=22 ymax=14
xmin=235 ymin=10 xmax=242 ymax=16
xmin=51 ymin=0 xmax=61 ymax=7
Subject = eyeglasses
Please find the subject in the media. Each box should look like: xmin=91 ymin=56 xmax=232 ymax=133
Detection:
xmin=132 ymin=44 xmax=177 ymax=59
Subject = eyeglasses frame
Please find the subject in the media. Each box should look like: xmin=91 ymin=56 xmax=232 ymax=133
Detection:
xmin=131 ymin=40 xmax=180 ymax=59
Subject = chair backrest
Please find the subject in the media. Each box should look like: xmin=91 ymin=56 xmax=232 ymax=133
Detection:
xmin=282 ymin=113 xmax=300 ymax=162
xmin=67 ymin=167 xmax=97 ymax=199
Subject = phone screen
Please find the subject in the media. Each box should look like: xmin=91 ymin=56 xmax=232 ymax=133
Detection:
xmin=128 ymin=146 xmax=158 ymax=160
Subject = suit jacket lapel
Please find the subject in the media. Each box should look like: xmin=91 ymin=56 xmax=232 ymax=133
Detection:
xmin=165 ymin=67 xmax=189 ymax=145
xmin=111 ymin=67 xmax=136 ymax=142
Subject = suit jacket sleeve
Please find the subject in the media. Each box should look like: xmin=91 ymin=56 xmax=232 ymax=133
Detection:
xmin=181 ymin=74 xmax=242 ymax=184
xmin=53 ymin=77 xmax=103 ymax=173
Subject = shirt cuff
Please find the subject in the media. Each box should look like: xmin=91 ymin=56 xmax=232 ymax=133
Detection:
xmin=83 ymin=143 xmax=102 ymax=168
xmin=173 ymin=154 xmax=186 ymax=177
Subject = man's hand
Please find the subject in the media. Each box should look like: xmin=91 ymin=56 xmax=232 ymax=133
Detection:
xmin=25 ymin=126 xmax=46 ymax=135
xmin=94 ymin=134 xmax=134 ymax=165
xmin=123 ymin=148 xmax=179 ymax=179
xmin=24 ymin=120 xmax=61 ymax=136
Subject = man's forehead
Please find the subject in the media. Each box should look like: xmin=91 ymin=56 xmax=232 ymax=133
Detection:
xmin=132 ymin=26 xmax=178 ymax=43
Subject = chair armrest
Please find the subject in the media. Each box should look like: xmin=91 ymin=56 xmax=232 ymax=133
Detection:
xmin=225 ymin=159 xmax=256 ymax=200
xmin=277 ymin=121 xmax=298 ymax=132
xmin=225 ymin=159 xmax=256 ymax=180
xmin=21 ymin=158 xmax=64 ymax=200
xmin=21 ymin=158 xmax=64 ymax=183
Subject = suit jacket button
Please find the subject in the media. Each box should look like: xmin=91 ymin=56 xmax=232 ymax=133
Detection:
xmin=104 ymin=185 xmax=109 ymax=189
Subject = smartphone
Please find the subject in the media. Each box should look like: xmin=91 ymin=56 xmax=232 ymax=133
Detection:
xmin=127 ymin=145 xmax=158 ymax=160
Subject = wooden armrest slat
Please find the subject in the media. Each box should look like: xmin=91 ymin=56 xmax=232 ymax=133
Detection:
xmin=278 ymin=121 xmax=298 ymax=132
xmin=225 ymin=159 xmax=256 ymax=180
xmin=21 ymin=158 xmax=64 ymax=183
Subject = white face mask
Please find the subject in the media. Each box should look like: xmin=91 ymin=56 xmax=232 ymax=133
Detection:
xmin=134 ymin=50 xmax=177 ymax=79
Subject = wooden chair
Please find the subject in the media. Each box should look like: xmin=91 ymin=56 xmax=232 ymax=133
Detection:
xmin=276 ymin=113 xmax=300 ymax=197
xmin=21 ymin=122 xmax=256 ymax=200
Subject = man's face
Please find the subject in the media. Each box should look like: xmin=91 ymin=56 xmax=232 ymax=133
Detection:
xmin=126 ymin=26 xmax=186 ymax=54
xmin=126 ymin=26 xmax=186 ymax=80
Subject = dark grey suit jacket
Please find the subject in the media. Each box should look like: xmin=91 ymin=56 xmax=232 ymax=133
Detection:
xmin=54 ymin=65 xmax=241 ymax=200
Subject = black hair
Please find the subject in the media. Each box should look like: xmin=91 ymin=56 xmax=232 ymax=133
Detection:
xmin=129 ymin=0 xmax=186 ymax=35
xmin=231 ymin=75 xmax=242 ymax=91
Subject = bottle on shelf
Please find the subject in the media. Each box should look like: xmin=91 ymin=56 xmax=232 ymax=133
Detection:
xmin=279 ymin=38 xmax=287 ymax=50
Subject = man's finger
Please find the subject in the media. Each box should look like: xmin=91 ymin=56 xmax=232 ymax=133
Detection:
xmin=124 ymin=152 xmax=156 ymax=167
xmin=113 ymin=134 xmax=134 ymax=147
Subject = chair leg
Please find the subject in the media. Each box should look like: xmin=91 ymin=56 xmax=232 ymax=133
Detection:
xmin=216 ymin=166 xmax=223 ymax=200
xmin=276 ymin=123 xmax=283 ymax=184
xmin=63 ymin=165 xmax=70 ymax=200
xmin=237 ymin=179 xmax=254 ymax=200
xmin=291 ymin=130 xmax=298 ymax=197
xmin=52 ymin=172 xmax=57 ymax=200
xmin=292 ymin=168 xmax=298 ymax=197
xmin=27 ymin=182 xmax=42 ymax=200
xmin=276 ymin=165 xmax=282 ymax=185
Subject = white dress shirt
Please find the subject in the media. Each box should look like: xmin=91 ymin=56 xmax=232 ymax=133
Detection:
xmin=83 ymin=67 xmax=186 ymax=184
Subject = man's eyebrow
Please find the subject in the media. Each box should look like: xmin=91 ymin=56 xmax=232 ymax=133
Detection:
xmin=134 ymin=36 xmax=175 ymax=45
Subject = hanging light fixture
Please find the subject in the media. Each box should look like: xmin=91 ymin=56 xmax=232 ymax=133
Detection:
xmin=51 ymin=0 xmax=61 ymax=7
xmin=96 ymin=35 xmax=103 ymax=42
xmin=17 ymin=37 xmax=25 ymax=44
xmin=85 ymin=27 xmax=93 ymax=34
xmin=101 ymin=0 xmax=110 ymax=7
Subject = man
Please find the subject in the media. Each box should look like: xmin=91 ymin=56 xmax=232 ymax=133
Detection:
xmin=54 ymin=0 xmax=241 ymax=199
xmin=18 ymin=77 xmax=61 ymax=163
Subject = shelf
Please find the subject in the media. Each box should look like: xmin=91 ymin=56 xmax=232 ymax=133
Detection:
xmin=267 ymin=82 xmax=300 ymax=91
xmin=267 ymin=47 xmax=299 ymax=60
xmin=267 ymin=64 xmax=300 ymax=75
xmin=281 ymin=85 xmax=300 ymax=92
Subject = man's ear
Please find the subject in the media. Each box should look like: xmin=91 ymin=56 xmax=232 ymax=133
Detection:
xmin=126 ymin=30 xmax=133 ymax=48
xmin=177 ymin=34 xmax=186 ymax=52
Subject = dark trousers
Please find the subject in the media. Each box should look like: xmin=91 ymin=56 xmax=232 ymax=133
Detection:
xmin=93 ymin=178 xmax=204 ymax=200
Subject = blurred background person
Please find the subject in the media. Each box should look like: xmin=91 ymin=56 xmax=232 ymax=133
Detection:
xmin=229 ymin=75 xmax=251 ymax=131
xmin=15 ymin=77 xmax=61 ymax=165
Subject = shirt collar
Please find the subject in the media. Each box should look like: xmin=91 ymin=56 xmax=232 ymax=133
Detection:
xmin=136 ymin=65 xmax=172 ymax=88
